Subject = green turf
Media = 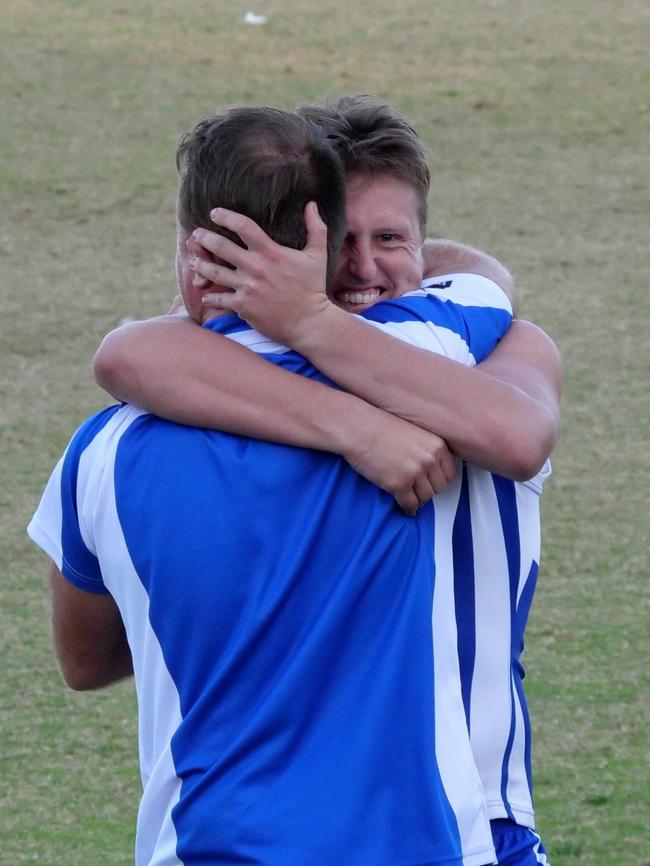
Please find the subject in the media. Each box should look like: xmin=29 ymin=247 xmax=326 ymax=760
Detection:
xmin=2 ymin=0 xmax=649 ymax=862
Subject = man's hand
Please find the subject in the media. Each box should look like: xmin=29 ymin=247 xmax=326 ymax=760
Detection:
xmin=343 ymin=405 xmax=457 ymax=515
xmin=190 ymin=202 xmax=336 ymax=344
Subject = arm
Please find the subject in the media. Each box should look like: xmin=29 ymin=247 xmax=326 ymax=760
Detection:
xmin=195 ymin=206 xmax=561 ymax=479
xmin=476 ymin=318 xmax=562 ymax=461
xmin=95 ymin=316 xmax=382 ymax=454
xmin=273 ymin=304 xmax=559 ymax=480
xmin=95 ymin=319 xmax=456 ymax=513
xmin=50 ymin=561 xmax=133 ymax=690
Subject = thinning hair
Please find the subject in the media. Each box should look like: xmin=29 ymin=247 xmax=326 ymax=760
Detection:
xmin=298 ymin=94 xmax=430 ymax=236
xmin=176 ymin=107 xmax=347 ymax=282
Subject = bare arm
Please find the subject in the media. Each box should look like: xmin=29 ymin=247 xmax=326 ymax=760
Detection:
xmin=95 ymin=316 xmax=375 ymax=452
xmin=478 ymin=319 xmax=562 ymax=438
xmin=195 ymin=206 xmax=561 ymax=479
xmin=95 ymin=318 xmax=457 ymax=513
xmin=270 ymin=304 xmax=560 ymax=480
xmin=50 ymin=562 xmax=133 ymax=690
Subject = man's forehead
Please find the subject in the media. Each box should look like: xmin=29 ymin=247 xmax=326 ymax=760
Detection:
xmin=346 ymin=171 xmax=418 ymax=204
xmin=344 ymin=173 xmax=420 ymax=231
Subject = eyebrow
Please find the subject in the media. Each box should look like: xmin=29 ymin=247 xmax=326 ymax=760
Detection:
xmin=374 ymin=223 xmax=415 ymax=237
xmin=346 ymin=223 xmax=413 ymax=237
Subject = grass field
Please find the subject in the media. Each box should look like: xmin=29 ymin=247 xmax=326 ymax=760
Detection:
xmin=1 ymin=0 xmax=649 ymax=863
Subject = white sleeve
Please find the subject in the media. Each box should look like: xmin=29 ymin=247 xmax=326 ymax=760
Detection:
xmin=357 ymin=273 xmax=513 ymax=365
xmin=418 ymin=273 xmax=512 ymax=312
xmin=27 ymin=457 xmax=66 ymax=571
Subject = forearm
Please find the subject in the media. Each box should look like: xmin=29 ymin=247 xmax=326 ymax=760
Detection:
xmin=50 ymin=564 xmax=134 ymax=691
xmin=289 ymin=307 xmax=558 ymax=479
xmin=185 ymin=213 xmax=555 ymax=478
xmin=94 ymin=316 xmax=379 ymax=457
xmin=65 ymin=636 xmax=133 ymax=691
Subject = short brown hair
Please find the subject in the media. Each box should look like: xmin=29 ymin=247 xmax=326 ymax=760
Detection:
xmin=176 ymin=107 xmax=347 ymax=283
xmin=298 ymin=95 xmax=430 ymax=235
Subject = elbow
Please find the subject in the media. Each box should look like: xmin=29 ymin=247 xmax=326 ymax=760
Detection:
xmin=55 ymin=635 xmax=133 ymax=691
xmin=58 ymin=658 xmax=106 ymax=691
xmin=93 ymin=330 xmax=131 ymax=399
xmin=58 ymin=654 xmax=131 ymax=691
xmin=497 ymin=415 xmax=559 ymax=481
xmin=503 ymin=446 xmax=548 ymax=483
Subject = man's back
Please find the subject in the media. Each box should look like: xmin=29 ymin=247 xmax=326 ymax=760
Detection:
xmin=30 ymin=396 xmax=488 ymax=866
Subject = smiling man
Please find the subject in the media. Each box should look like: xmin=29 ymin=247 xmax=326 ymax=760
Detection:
xmin=328 ymin=167 xmax=424 ymax=311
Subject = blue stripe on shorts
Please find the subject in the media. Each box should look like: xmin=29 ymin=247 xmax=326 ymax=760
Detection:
xmin=492 ymin=819 xmax=549 ymax=866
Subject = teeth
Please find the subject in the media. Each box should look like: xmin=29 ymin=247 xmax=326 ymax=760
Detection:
xmin=338 ymin=289 xmax=381 ymax=305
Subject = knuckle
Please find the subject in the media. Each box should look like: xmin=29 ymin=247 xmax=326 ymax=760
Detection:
xmin=206 ymin=239 xmax=223 ymax=258
xmin=230 ymin=214 xmax=246 ymax=234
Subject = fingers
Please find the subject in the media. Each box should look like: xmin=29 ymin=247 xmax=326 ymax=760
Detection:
xmin=200 ymin=291 xmax=238 ymax=312
xmin=191 ymin=255 xmax=241 ymax=290
xmin=422 ymin=450 xmax=457 ymax=498
xmin=441 ymin=453 xmax=458 ymax=483
xmin=414 ymin=474 xmax=436 ymax=505
xmin=185 ymin=238 xmax=211 ymax=288
xmin=191 ymin=228 xmax=251 ymax=271
xmin=394 ymin=488 xmax=420 ymax=517
xmin=397 ymin=470 xmax=438 ymax=516
xmin=396 ymin=454 xmax=458 ymax=515
xmin=426 ymin=466 xmax=449 ymax=496
xmin=304 ymin=202 xmax=328 ymax=253
xmin=209 ymin=208 xmax=274 ymax=252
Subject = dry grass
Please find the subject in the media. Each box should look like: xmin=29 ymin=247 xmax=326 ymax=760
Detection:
xmin=2 ymin=0 xmax=648 ymax=862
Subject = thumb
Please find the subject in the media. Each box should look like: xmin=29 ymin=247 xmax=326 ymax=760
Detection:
xmin=304 ymin=201 xmax=328 ymax=254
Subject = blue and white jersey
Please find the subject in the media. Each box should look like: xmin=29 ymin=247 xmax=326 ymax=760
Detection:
xmin=401 ymin=274 xmax=549 ymax=829
xmin=360 ymin=272 xmax=511 ymax=366
xmin=28 ymin=278 xmax=511 ymax=866
xmin=445 ymin=462 xmax=549 ymax=829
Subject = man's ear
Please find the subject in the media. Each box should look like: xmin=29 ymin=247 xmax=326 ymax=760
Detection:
xmin=175 ymin=231 xmax=208 ymax=322
xmin=186 ymin=235 xmax=212 ymax=289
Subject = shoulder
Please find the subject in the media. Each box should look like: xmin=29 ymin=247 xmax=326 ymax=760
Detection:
xmin=361 ymin=273 xmax=512 ymax=326
xmin=418 ymin=273 xmax=513 ymax=313
xmin=63 ymin=404 xmax=149 ymax=475
xmin=360 ymin=274 xmax=512 ymax=364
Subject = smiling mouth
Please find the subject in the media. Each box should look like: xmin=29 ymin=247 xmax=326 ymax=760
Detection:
xmin=334 ymin=287 xmax=384 ymax=307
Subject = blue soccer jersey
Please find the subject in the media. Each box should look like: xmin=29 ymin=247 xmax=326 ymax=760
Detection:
xmin=28 ymin=276 xmax=511 ymax=866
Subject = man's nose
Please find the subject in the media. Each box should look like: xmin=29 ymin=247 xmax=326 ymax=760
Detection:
xmin=348 ymin=244 xmax=377 ymax=281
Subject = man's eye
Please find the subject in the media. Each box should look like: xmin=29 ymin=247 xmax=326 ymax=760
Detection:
xmin=378 ymin=233 xmax=399 ymax=243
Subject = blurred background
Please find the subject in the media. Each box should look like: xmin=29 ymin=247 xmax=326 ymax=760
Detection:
xmin=1 ymin=0 xmax=648 ymax=862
